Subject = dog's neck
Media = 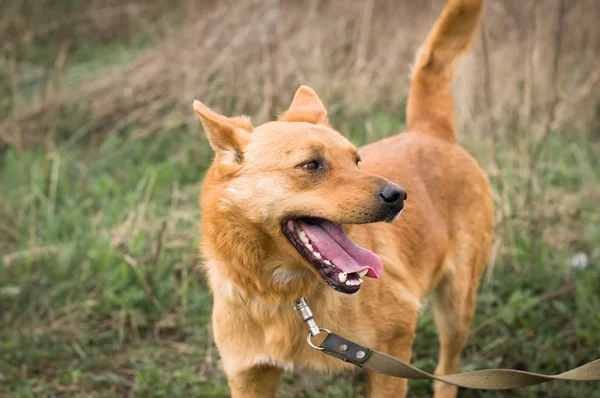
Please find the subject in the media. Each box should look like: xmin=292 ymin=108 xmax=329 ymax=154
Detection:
xmin=202 ymin=209 xmax=319 ymax=304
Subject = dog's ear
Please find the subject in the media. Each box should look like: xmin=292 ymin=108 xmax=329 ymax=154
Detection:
xmin=193 ymin=100 xmax=252 ymax=167
xmin=279 ymin=85 xmax=329 ymax=126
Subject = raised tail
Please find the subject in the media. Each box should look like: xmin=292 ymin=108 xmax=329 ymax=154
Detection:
xmin=406 ymin=0 xmax=483 ymax=143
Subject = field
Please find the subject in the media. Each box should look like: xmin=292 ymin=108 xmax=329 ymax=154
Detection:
xmin=1 ymin=1 xmax=599 ymax=397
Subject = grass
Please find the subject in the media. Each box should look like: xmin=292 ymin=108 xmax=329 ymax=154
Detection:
xmin=1 ymin=4 xmax=600 ymax=397
xmin=1 ymin=109 xmax=599 ymax=397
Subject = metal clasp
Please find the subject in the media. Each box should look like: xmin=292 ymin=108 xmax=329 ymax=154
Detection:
xmin=307 ymin=327 xmax=331 ymax=350
xmin=293 ymin=297 xmax=332 ymax=351
xmin=293 ymin=297 xmax=320 ymax=336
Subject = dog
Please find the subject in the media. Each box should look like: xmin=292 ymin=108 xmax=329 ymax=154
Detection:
xmin=193 ymin=0 xmax=493 ymax=396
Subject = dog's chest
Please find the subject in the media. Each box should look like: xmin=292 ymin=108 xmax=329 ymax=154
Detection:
xmin=238 ymin=305 xmax=331 ymax=371
xmin=249 ymin=315 xmax=355 ymax=374
xmin=250 ymin=354 xmax=295 ymax=372
xmin=247 ymin=335 xmax=353 ymax=375
xmin=215 ymin=294 xmax=357 ymax=375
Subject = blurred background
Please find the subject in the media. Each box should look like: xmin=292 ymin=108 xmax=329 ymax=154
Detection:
xmin=1 ymin=0 xmax=599 ymax=396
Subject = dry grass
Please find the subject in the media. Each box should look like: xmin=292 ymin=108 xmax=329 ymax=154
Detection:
xmin=3 ymin=0 xmax=598 ymax=261
xmin=2 ymin=0 xmax=599 ymax=149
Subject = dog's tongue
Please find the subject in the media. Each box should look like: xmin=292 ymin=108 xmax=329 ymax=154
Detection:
xmin=297 ymin=219 xmax=384 ymax=278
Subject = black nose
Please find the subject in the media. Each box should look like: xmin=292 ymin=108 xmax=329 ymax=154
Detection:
xmin=374 ymin=183 xmax=407 ymax=222
xmin=378 ymin=184 xmax=407 ymax=206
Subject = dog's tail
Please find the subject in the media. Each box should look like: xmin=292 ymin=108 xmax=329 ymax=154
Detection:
xmin=406 ymin=0 xmax=483 ymax=143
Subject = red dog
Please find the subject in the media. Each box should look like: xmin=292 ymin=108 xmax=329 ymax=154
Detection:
xmin=193 ymin=0 xmax=493 ymax=396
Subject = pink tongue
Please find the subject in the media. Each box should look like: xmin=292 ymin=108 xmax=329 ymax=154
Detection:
xmin=297 ymin=220 xmax=384 ymax=278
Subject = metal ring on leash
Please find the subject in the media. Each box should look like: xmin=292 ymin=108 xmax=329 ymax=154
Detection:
xmin=307 ymin=328 xmax=331 ymax=350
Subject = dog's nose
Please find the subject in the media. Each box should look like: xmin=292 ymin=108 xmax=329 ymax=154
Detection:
xmin=378 ymin=184 xmax=407 ymax=207
xmin=373 ymin=183 xmax=407 ymax=222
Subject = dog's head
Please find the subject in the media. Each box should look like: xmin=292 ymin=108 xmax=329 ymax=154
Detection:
xmin=195 ymin=86 xmax=405 ymax=295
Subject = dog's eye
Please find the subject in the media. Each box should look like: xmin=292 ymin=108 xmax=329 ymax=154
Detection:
xmin=302 ymin=160 xmax=322 ymax=170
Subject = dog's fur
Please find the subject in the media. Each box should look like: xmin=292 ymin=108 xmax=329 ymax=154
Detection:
xmin=193 ymin=0 xmax=493 ymax=396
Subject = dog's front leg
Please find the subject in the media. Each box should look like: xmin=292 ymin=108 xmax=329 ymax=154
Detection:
xmin=226 ymin=364 xmax=282 ymax=398
xmin=366 ymin=312 xmax=418 ymax=398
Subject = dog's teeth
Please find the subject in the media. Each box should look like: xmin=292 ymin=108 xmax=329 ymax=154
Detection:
xmin=314 ymin=252 xmax=322 ymax=259
xmin=306 ymin=243 xmax=313 ymax=251
xmin=358 ymin=278 xmax=363 ymax=284
xmin=324 ymin=260 xmax=332 ymax=265
xmin=358 ymin=269 xmax=368 ymax=277
xmin=298 ymin=230 xmax=309 ymax=243
xmin=338 ymin=272 xmax=347 ymax=283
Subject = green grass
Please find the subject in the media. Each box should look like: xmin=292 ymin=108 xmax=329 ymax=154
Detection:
xmin=1 ymin=18 xmax=600 ymax=398
xmin=1 ymin=110 xmax=599 ymax=397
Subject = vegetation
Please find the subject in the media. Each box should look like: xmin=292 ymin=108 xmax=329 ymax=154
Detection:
xmin=1 ymin=1 xmax=599 ymax=396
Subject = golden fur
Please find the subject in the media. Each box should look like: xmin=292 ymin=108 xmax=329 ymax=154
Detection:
xmin=193 ymin=0 xmax=493 ymax=396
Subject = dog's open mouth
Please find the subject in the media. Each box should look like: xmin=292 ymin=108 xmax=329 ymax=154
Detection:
xmin=282 ymin=217 xmax=384 ymax=294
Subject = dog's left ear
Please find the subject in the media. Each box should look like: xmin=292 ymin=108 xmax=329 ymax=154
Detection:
xmin=193 ymin=100 xmax=252 ymax=168
xmin=279 ymin=85 xmax=329 ymax=126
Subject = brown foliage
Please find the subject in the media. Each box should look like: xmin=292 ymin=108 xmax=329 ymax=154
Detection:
xmin=1 ymin=0 xmax=599 ymax=150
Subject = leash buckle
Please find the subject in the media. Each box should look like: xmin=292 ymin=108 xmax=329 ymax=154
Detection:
xmin=294 ymin=297 xmax=332 ymax=351
xmin=307 ymin=328 xmax=331 ymax=350
xmin=293 ymin=297 xmax=321 ymax=336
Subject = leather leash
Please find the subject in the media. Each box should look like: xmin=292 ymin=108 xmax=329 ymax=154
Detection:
xmin=293 ymin=298 xmax=600 ymax=390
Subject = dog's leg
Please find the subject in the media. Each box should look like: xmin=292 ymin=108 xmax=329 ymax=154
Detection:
xmin=227 ymin=365 xmax=282 ymax=398
xmin=432 ymin=272 xmax=472 ymax=398
xmin=432 ymin=244 xmax=489 ymax=398
xmin=365 ymin=312 xmax=418 ymax=398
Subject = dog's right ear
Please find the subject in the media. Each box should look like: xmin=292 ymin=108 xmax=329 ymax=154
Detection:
xmin=279 ymin=85 xmax=330 ymax=126
xmin=193 ymin=100 xmax=252 ymax=168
